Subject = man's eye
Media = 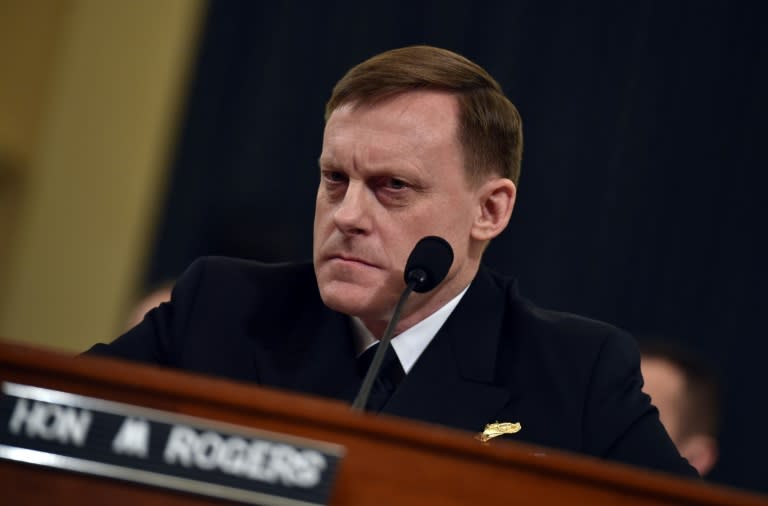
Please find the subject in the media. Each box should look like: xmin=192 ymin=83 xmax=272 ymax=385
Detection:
xmin=323 ymin=171 xmax=346 ymax=183
xmin=386 ymin=178 xmax=407 ymax=190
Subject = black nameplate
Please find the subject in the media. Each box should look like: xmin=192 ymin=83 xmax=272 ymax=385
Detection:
xmin=0 ymin=382 xmax=343 ymax=505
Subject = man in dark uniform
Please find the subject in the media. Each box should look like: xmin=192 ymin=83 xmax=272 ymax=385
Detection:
xmin=88 ymin=46 xmax=697 ymax=477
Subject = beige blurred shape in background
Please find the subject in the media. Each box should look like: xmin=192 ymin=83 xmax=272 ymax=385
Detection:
xmin=0 ymin=0 xmax=205 ymax=351
xmin=641 ymin=355 xmax=719 ymax=477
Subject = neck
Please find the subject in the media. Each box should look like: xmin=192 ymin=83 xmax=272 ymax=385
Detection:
xmin=361 ymin=281 xmax=470 ymax=339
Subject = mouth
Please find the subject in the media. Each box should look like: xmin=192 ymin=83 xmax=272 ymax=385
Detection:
xmin=328 ymin=254 xmax=379 ymax=269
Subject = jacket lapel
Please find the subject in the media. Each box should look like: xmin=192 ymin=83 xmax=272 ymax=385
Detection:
xmin=383 ymin=267 xmax=517 ymax=433
xmin=255 ymin=294 xmax=362 ymax=403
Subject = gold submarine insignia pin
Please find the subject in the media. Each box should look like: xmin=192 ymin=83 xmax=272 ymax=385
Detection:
xmin=476 ymin=421 xmax=522 ymax=443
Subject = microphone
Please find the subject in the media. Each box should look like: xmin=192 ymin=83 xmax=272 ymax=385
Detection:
xmin=351 ymin=236 xmax=454 ymax=411
xmin=404 ymin=236 xmax=454 ymax=293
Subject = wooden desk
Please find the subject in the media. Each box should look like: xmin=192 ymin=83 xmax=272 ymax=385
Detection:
xmin=1 ymin=339 xmax=765 ymax=505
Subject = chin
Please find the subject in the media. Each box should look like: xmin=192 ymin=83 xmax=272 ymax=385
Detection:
xmin=318 ymin=279 xmax=392 ymax=319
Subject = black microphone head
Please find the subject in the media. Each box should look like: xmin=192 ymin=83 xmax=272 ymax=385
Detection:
xmin=404 ymin=236 xmax=454 ymax=293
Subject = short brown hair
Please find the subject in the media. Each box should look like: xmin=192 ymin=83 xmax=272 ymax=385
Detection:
xmin=325 ymin=46 xmax=523 ymax=186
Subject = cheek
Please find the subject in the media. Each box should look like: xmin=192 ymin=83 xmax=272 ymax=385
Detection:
xmin=314 ymin=190 xmax=327 ymax=216
xmin=312 ymin=203 xmax=331 ymax=256
xmin=430 ymin=200 xmax=475 ymax=237
xmin=313 ymin=197 xmax=333 ymax=230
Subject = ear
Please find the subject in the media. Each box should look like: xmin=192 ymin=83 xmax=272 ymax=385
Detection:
xmin=678 ymin=435 xmax=719 ymax=477
xmin=471 ymin=178 xmax=516 ymax=241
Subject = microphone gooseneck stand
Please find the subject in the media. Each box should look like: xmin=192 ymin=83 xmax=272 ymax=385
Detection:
xmin=351 ymin=235 xmax=453 ymax=412
xmin=350 ymin=269 xmax=426 ymax=411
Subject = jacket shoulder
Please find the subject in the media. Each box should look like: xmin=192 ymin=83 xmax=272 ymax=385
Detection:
xmin=186 ymin=255 xmax=315 ymax=285
xmin=176 ymin=256 xmax=316 ymax=303
xmin=485 ymin=267 xmax=628 ymax=353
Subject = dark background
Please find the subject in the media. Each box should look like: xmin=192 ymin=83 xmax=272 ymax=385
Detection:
xmin=145 ymin=1 xmax=767 ymax=493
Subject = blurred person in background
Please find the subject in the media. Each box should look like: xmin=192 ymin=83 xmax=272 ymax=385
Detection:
xmin=125 ymin=282 xmax=173 ymax=329
xmin=641 ymin=341 xmax=721 ymax=476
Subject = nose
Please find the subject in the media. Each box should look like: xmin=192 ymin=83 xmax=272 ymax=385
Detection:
xmin=333 ymin=181 xmax=371 ymax=235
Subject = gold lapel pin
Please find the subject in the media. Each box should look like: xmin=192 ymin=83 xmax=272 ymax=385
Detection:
xmin=476 ymin=421 xmax=522 ymax=443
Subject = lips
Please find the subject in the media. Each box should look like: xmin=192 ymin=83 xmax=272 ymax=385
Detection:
xmin=327 ymin=254 xmax=380 ymax=269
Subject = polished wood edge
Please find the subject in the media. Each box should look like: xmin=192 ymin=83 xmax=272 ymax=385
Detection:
xmin=1 ymin=338 xmax=765 ymax=505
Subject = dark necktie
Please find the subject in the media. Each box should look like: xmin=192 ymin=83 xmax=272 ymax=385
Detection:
xmin=357 ymin=342 xmax=405 ymax=412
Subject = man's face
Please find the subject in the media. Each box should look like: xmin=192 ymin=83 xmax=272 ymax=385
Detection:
xmin=641 ymin=356 xmax=685 ymax=444
xmin=313 ymin=91 xmax=484 ymax=331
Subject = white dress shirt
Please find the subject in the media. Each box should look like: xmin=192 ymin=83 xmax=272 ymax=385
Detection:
xmin=351 ymin=285 xmax=470 ymax=373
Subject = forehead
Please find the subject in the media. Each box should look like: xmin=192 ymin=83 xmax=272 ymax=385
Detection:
xmin=322 ymin=91 xmax=461 ymax=155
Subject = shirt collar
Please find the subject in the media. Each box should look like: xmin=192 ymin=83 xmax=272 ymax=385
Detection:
xmin=351 ymin=285 xmax=470 ymax=373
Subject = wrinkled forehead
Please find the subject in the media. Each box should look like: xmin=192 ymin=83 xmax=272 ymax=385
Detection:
xmin=322 ymin=92 xmax=463 ymax=163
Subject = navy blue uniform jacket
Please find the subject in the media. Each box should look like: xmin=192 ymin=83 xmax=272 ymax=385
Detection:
xmin=87 ymin=256 xmax=697 ymax=477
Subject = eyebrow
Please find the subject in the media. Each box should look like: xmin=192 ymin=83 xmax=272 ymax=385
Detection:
xmin=318 ymin=155 xmax=336 ymax=169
